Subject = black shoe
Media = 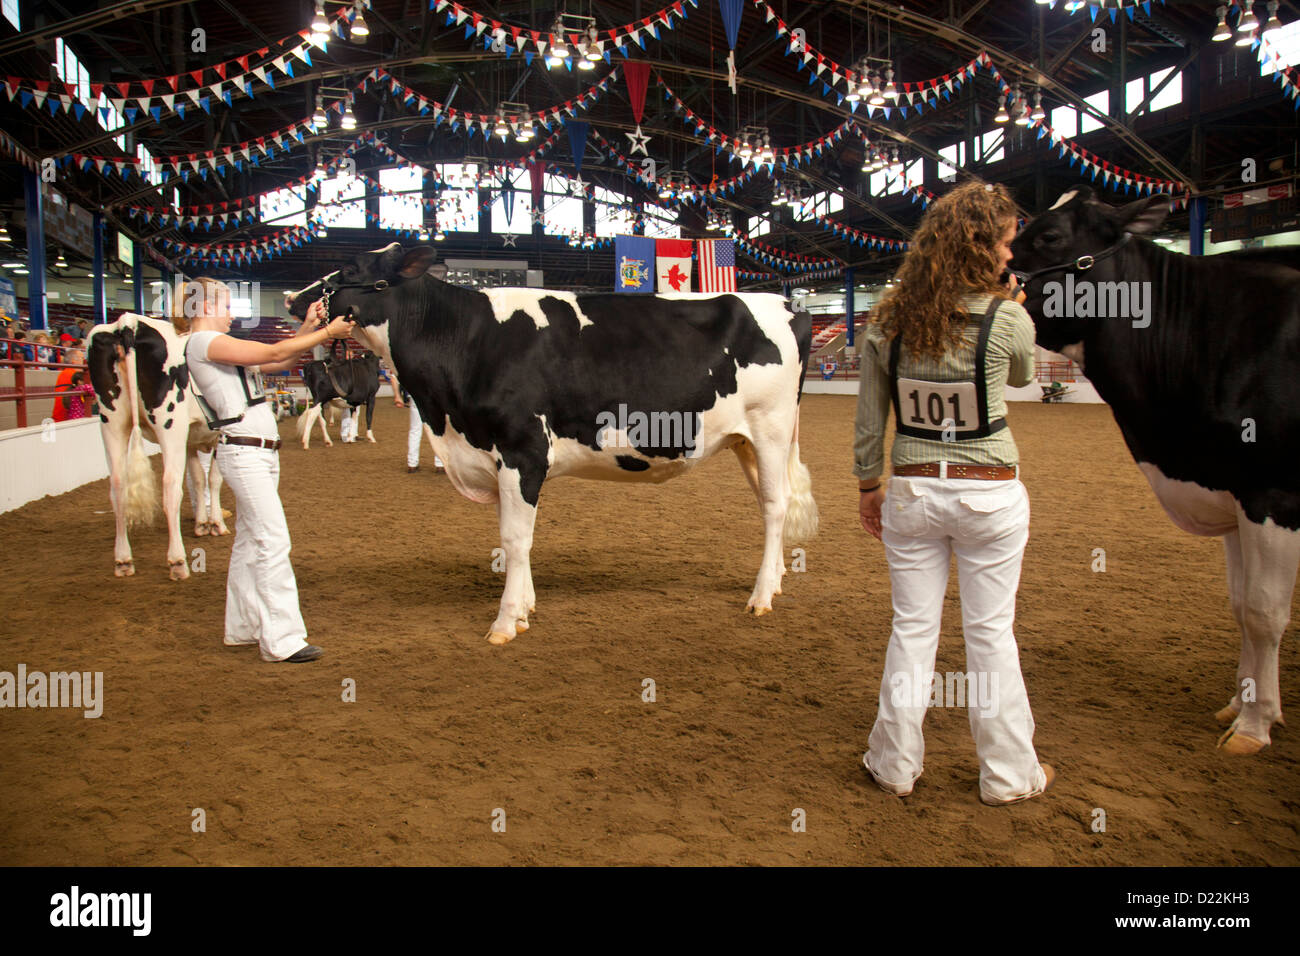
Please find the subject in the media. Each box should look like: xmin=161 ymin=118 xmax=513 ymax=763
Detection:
xmin=284 ymin=645 xmax=324 ymax=663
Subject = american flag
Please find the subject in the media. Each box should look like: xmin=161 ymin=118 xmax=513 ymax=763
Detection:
xmin=696 ymin=239 xmax=736 ymax=293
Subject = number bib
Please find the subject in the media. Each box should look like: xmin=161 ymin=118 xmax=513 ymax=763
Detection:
xmin=888 ymin=298 xmax=1008 ymax=441
xmin=896 ymin=378 xmax=980 ymax=435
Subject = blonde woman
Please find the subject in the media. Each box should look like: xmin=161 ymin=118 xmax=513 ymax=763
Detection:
xmin=185 ymin=278 xmax=354 ymax=662
xmin=854 ymin=181 xmax=1054 ymax=805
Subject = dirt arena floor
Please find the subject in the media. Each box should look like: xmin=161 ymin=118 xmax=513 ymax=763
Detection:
xmin=0 ymin=395 xmax=1297 ymax=866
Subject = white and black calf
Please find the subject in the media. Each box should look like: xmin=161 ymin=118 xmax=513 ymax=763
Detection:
xmin=1010 ymin=187 xmax=1300 ymax=754
xmin=295 ymin=353 xmax=382 ymax=448
xmin=87 ymin=315 xmax=228 ymax=580
xmin=289 ymin=243 xmax=819 ymax=644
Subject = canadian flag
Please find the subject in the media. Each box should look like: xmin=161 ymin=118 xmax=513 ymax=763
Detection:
xmin=655 ymin=238 xmax=693 ymax=293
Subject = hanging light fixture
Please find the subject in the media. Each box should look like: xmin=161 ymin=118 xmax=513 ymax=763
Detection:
xmin=1030 ymin=90 xmax=1045 ymax=123
xmin=494 ymin=107 xmax=510 ymax=138
xmin=737 ymin=136 xmax=754 ymax=162
xmin=856 ymin=61 xmax=873 ymax=101
xmin=758 ymin=133 xmax=774 ymax=165
xmin=994 ymin=96 xmax=1010 ymax=124
xmin=585 ymin=26 xmax=603 ymax=61
xmin=313 ymin=155 xmax=327 ymax=182
xmin=882 ymin=67 xmax=897 ymax=100
xmin=771 ymin=183 xmax=787 ymax=206
xmin=1265 ymin=1 xmax=1283 ymax=34
xmin=0 ymin=222 xmax=9 ymax=242
xmin=417 ymin=227 xmax=429 ymax=241
xmin=550 ymin=20 xmax=569 ymax=59
xmin=1212 ymin=5 xmax=1233 ymax=40
xmin=868 ymin=71 xmax=886 ymax=107
xmin=313 ymin=93 xmax=328 ymax=128
xmin=311 ymin=1 xmax=330 ymax=36
xmin=577 ymin=48 xmax=596 ymax=70
xmin=1013 ymin=89 xmax=1030 ymax=126
xmin=55 ymin=250 xmax=68 ymax=269
xmin=341 ymin=97 xmax=357 ymax=130
xmin=351 ymin=2 xmax=369 ymax=39
xmin=845 ymin=78 xmax=861 ymax=103
xmin=1239 ymin=0 xmax=1261 ymax=33
xmin=516 ymin=111 xmax=535 ymax=142
xmin=434 ymin=228 xmax=446 ymax=241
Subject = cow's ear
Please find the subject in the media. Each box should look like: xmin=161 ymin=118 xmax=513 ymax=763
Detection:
xmin=1115 ymin=194 xmax=1172 ymax=235
xmin=392 ymin=246 xmax=436 ymax=279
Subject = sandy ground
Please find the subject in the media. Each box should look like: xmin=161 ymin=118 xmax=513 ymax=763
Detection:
xmin=0 ymin=395 xmax=1296 ymax=866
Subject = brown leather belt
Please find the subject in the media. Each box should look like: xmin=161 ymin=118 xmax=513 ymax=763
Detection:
xmin=219 ymin=435 xmax=282 ymax=451
xmin=894 ymin=462 xmax=1017 ymax=480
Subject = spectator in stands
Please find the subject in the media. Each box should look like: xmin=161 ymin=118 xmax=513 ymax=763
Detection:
xmin=32 ymin=332 xmax=55 ymax=367
xmin=51 ymin=348 xmax=93 ymax=422
xmin=11 ymin=330 xmax=34 ymax=362
xmin=0 ymin=319 xmax=10 ymax=360
xmin=854 ymin=180 xmax=1050 ymax=807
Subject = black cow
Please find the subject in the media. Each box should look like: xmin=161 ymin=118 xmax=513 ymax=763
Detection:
xmin=1009 ymin=186 xmax=1300 ymax=755
xmin=295 ymin=352 xmax=381 ymax=448
xmin=289 ymin=242 xmax=818 ymax=645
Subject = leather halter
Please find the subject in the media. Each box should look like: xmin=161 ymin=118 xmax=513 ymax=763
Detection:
xmin=1010 ymin=233 xmax=1133 ymax=286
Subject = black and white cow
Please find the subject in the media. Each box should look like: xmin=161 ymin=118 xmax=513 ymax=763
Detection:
xmin=295 ymin=353 xmax=382 ymax=448
xmin=86 ymin=314 xmax=228 ymax=580
xmin=1009 ymin=187 xmax=1300 ymax=755
xmin=289 ymin=242 xmax=819 ymax=644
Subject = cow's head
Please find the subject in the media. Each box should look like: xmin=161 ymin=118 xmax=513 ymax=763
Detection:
xmin=287 ymin=242 xmax=437 ymax=326
xmin=1009 ymin=187 xmax=1170 ymax=350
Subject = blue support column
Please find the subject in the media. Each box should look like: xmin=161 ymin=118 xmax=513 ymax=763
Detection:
xmin=132 ymin=240 xmax=144 ymax=314
xmin=23 ymin=169 xmax=46 ymax=330
xmin=844 ymin=267 xmax=855 ymax=349
xmin=92 ymin=213 xmax=107 ymax=325
xmin=1188 ymin=197 xmax=1207 ymax=256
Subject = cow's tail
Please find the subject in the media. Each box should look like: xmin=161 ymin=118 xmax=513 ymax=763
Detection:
xmin=783 ymin=409 xmax=819 ymax=543
xmin=120 ymin=317 xmax=159 ymax=527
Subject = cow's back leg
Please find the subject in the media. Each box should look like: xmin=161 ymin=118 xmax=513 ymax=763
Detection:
xmin=103 ymin=418 xmax=134 ymax=575
xmin=186 ymin=447 xmax=210 ymax=535
xmin=487 ymin=462 xmax=543 ymax=645
xmin=206 ymin=449 xmax=229 ymax=535
xmin=161 ymin=433 xmax=190 ymax=580
xmin=734 ymin=436 xmax=787 ymax=588
xmin=1217 ymin=514 xmax=1300 ymax=754
xmin=364 ymin=393 xmax=376 ymax=443
xmin=745 ymin=425 xmax=794 ymax=616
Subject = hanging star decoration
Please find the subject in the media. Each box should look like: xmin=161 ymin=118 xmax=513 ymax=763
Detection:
xmin=502 ymin=233 xmax=517 ymax=247
xmin=531 ymin=208 xmax=545 ymax=225
xmin=625 ymin=125 xmax=651 ymax=157
xmin=570 ymin=173 xmax=589 ymax=197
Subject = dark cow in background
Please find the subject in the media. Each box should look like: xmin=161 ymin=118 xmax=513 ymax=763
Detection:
xmin=1010 ymin=187 xmax=1300 ymax=755
xmin=86 ymin=314 xmax=228 ymax=580
xmin=289 ymin=243 xmax=818 ymax=645
xmin=296 ymin=352 xmax=382 ymax=449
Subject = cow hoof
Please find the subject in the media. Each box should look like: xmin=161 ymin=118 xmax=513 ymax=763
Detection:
xmin=195 ymin=523 xmax=209 ymax=537
xmin=486 ymin=630 xmax=514 ymax=645
xmin=213 ymin=525 xmax=231 ymax=537
xmin=169 ymin=561 xmax=190 ymax=581
xmin=747 ymin=605 xmax=772 ymax=617
xmin=1215 ymin=705 xmax=1240 ymax=727
xmin=1216 ymin=728 xmax=1268 ymax=755
xmin=515 ymin=619 xmax=529 ymax=632
xmin=114 ymin=561 xmax=134 ymax=577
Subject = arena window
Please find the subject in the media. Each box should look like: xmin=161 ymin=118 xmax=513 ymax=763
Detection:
xmin=869 ymin=164 xmax=906 ymax=197
xmin=437 ymin=163 xmax=479 ymax=232
xmin=1079 ymin=90 xmax=1109 ymax=133
xmin=748 ymin=215 xmax=771 ymax=237
xmin=2 ymin=0 xmax=19 ymax=30
xmin=489 ymin=168 xmax=533 ymax=235
xmin=1126 ymin=69 xmax=1183 ymax=115
xmin=316 ymin=172 xmax=366 ymax=230
xmin=978 ymin=130 xmax=1004 ymax=164
xmin=543 ymin=174 xmax=584 ymax=235
xmin=937 ymin=143 xmax=964 ymax=182
xmin=1050 ymin=105 xmax=1078 ymax=139
xmin=1261 ymin=20 xmax=1300 ymax=75
xmin=259 ymin=185 xmax=307 ymax=227
xmin=594 ymin=186 xmax=635 ymax=237
xmin=378 ymin=166 xmax=424 ymax=231
xmin=643 ymin=205 xmax=680 ymax=238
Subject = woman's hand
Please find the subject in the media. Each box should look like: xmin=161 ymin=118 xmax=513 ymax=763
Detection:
xmin=859 ymin=486 xmax=886 ymax=540
xmin=300 ymin=300 xmax=326 ymax=333
xmin=325 ymin=316 xmax=356 ymax=340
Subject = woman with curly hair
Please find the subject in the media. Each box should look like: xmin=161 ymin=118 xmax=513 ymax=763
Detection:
xmin=854 ymin=180 xmax=1054 ymax=806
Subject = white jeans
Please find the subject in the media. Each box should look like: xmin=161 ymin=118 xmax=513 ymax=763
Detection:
xmin=216 ymin=443 xmax=310 ymax=662
xmin=865 ymin=475 xmax=1047 ymax=803
xmin=407 ymin=401 xmax=442 ymax=468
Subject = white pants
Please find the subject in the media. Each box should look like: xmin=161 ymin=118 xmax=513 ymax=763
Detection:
xmin=406 ymin=401 xmax=442 ymax=468
xmin=216 ymin=443 xmax=310 ymax=662
xmin=865 ymin=475 xmax=1046 ymax=803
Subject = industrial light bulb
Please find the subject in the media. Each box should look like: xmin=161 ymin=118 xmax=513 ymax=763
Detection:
xmin=351 ymin=3 xmax=369 ymax=39
xmin=311 ymin=2 xmax=329 ymax=36
xmin=1212 ymin=5 xmax=1232 ymax=40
